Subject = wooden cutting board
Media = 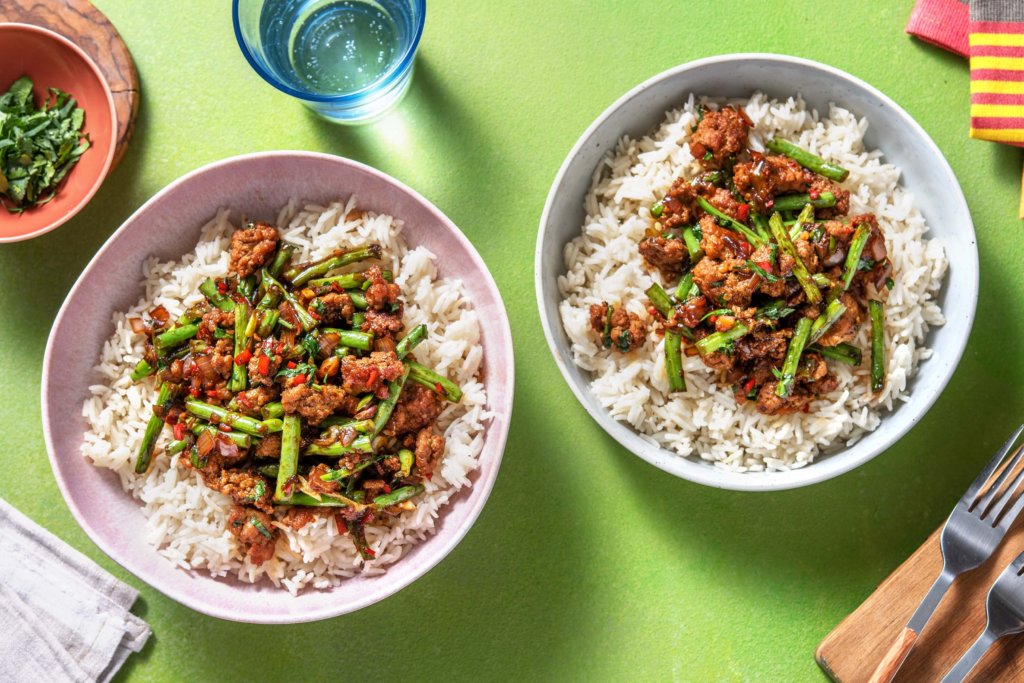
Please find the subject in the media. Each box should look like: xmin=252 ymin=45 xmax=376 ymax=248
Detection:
xmin=817 ymin=517 xmax=1024 ymax=682
xmin=0 ymin=0 xmax=139 ymax=169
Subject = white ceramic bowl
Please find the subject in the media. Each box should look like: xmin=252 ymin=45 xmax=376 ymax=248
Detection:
xmin=43 ymin=152 xmax=514 ymax=623
xmin=535 ymin=54 xmax=977 ymax=491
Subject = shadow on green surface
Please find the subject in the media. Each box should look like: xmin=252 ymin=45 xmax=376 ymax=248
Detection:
xmin=300 ymin=56 xmax=515 ymax=211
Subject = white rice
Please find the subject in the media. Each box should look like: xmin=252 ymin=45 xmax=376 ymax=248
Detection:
xmin=558 ymin=93 xmax=947 ymax=472
xmin=81 ymin=198 xmax=488 ymax=594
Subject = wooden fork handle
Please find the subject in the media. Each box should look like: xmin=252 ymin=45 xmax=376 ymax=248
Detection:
xmin=867 ymin=627 xmax=919 ymax=683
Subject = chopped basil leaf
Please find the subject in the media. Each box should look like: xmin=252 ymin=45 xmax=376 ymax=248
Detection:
xmin=746 ymin=260 xmax=781 ymax=283
xmin=300 ymin=333 xmax=319 ymax=358
xmin=0 ymin=77 xmax=91 ymax=213
xmin=250 ymin=517 xmax=273 ymax=540
xmin=756 ymin=300 xmax=795 ymax=321
xmin=275 ymin=362 xmax=316 ymax=379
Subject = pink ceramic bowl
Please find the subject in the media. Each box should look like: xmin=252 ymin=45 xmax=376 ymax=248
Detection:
xmin=0 ymin=23 xmax=117 ymax=242
xmin=42 ymin=152 xmax=514 ymax=623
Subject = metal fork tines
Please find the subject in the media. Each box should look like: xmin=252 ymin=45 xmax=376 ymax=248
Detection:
xmin=941 ymin=552 xmax=1024 ymax=682
xmin=869 ymin=425 xmax=1024 ymax=683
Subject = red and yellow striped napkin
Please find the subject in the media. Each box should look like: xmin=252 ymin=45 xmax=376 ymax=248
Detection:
xmin=907 ymin=0 xmax=1024 ymax=215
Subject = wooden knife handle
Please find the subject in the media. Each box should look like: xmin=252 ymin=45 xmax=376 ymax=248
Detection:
xmin=868 ymin=627 xmax=919 ymax=683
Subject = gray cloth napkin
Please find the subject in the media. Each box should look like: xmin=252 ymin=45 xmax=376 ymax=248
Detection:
xmin=0 ymin=499 xmax=151 ymax=683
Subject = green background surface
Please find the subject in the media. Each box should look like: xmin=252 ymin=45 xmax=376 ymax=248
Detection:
xmin=1 ymin=1 xmax=1021 ymax=681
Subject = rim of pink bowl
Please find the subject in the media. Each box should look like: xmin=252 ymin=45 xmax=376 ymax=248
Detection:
xmin=41 ymin=151 xmax=515 ymax=623
xmin=0 ymin=23 xmax=117 ymax=243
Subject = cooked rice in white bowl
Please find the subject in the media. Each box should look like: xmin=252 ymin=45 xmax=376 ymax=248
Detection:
xmin=80 ymin=198 xmax=488 ymax=594
xmin=558 ymin=92 xmax=947 ymax=472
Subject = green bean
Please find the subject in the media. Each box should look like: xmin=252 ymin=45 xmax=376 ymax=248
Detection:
xmin=407 ymin=361 xmax=462 ymax=403
xmin=268 ymin=244 xmax=295 ymax=279
xmin=373 ymin=485 xmax=424 ymax=508
xmin=130 ymin=359 xmax=154 ymax=382
xmin=190 ymin=423 xmax=252 ymax=448
xmin=199 ymin=278 xmax=234 ymax=312
xmin=373 ymin=367 xmax=411 ymax=435
xmin=694 ymin=323 xmax=749 ymax=356
xmin=766 ymin=138 xmax=850 ymax=182
xmin=184 ymin=397 xmax=269 ymax=437
xmin=645 ymin=284 xmax=674 ymax=319
xmin=808 ymin=298 xmax=847 ymax=345
xmin=154 ymin=323 xmax=199 ymax=351
xmin=135 ymin=383 xmax=172 ymax=473
xmin=682 ymin=225 xmax=703 ymax=264
xmin=841 ymin=223 xmax=872 ymax=291
xmin=776 ymin=317 xmax=813 ymax=398
xmin=318 ymin=454 xmax=380 ymax=482
xmin=398 ymin=449 xmax=414 ymax=478
xmin=664 ymin=330 xmax=686 ymax=392
xmin=810 ymin=342 xmax=862 ymax=366
xmin=274 ymin=415 xmax=302 ymax=502
xmin=674 ymin=272 xmax=698 ymax=302
xmin=261 ymin=401 xmax=284 ymax=420
xmin=771 ymin=192 xmax=836 ymax=213
xmin=788 ymin=203 xmax=815 ymax=240
xmin=261 ymin=269 xmax=318 ymax=332
xmin=349 ymin=291 xmax=368 ymax=310
xmin=768 ymin=213 xmax=822 ymax=305
xmin=869 ymin=300 xmax=885 ymax=392
xmin=696 ymin=196 xmax=765 ymax=247
xmin=286 ymin=245 xmax=382 ymax=286
xmin=304 ymin=434 xmax=374 ymax=457
xmin=165 ymin=439 xmax=189 ymax=456
xmin=396 ymin=324 xmax=427 ymax=359
xmin=228 ymin=300 xmax=249 ymax=392
xmin=256 ymin=309 xmax=279 ymax=338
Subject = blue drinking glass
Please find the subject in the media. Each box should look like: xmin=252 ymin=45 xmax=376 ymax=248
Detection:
xmin=233 ymin=0 xmax=425 ymax=124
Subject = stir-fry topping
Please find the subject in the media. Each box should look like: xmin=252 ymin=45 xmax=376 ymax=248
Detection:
xmin=591 ymin=103 xmax=892 ymax=415
xmin=129 ymin=221 xmax=462 ymax=564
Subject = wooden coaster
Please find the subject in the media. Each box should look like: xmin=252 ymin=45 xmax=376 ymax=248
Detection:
xmin=0 ymin=0 xmax=139 ymax=169
xmin=816 ymin=516 xmax=1024 ymax=682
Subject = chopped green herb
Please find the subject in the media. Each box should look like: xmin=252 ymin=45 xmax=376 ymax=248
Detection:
xmin=300 ymin=333 xmax=320 ymax=358
xmin=651 ymin=201 xmax=664 ymax=218
xmin=275 ymin=362 xmax=316 ymax=380
xmin=755 ymin=300 xmax=795 ymax=321
xmin=700 ymin=308 xmax=732 ymax=321
xmin=0 ymin=76 xmax=91 ymax=213
xmin=250 ymin=517 xmax=273 ymax=540
xmin=243 ymin=479 xmax=266 ymax=503
xmin=885 ymin=277 xmax=895 ymax=290
xmin=702 ymin=150 xmax=714 ymax=161
xmin=746 ymin=260 xmax=781 ymax=283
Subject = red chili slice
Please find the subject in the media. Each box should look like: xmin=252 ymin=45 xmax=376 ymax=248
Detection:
xmin=258 ymin=355 xmax=270 ymax=375
xmin=291 ymin=374 xmax=307 ymax=387
xmin=234 ymin=349 xmax=252 ymax=366
xmin=173 ymin=422 xmax=186 ymax=441
xmin=737 ymin=204 xmax=750 ymax=222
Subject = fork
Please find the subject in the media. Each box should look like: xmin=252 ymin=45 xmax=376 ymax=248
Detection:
xmin=868 ymin=424 xmax=1024 ymax=683
xmin=941 ymin=551 xmax=1024 ymax=682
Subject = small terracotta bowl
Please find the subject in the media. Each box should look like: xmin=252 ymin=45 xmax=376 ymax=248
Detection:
xmin=0 ymin=23 xmax=117 ymax=243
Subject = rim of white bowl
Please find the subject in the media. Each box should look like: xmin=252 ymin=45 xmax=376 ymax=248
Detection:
xmin=42 ymin=151 xmax=515 ymax=622
xmin=534 ymin=53 xmax=978 ymax=492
